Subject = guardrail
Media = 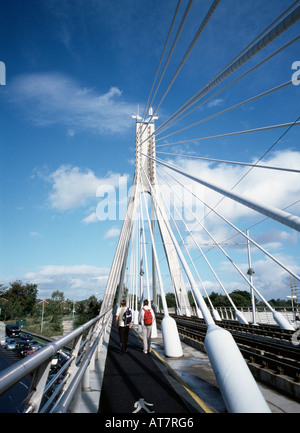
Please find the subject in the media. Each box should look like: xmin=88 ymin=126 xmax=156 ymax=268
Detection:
xmin=0 ymin=309 xmax=112 ymax=413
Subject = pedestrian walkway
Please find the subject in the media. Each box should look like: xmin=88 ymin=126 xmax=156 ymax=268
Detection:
xmin=98 ymin=325 xmax=212 ymax=413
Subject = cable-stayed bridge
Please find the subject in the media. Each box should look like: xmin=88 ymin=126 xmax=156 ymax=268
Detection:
xmin=0 ymin=0 xmax=300 ymax=414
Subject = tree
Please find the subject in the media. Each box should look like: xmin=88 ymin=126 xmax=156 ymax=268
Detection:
xmin=165 ymin=292 xmax=176 ymax=308
xmin=75 ymin=296 xmax=101 ymax=327
xmin=0 ymin=280 xmax=38 ymax=320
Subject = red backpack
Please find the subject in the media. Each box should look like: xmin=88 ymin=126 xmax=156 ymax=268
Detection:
xmin=143 ymin=308 xmax=153 ymax=325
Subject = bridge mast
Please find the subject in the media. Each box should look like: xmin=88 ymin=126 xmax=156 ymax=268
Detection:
xmin=132 ymin=109 xmax=192 ymax=316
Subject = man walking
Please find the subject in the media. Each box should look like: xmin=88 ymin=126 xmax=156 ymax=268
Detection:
xmin=115 ymin=300 xmax=132 ymax=355
xmin=139 ymin=299 xmax=154 ymax=354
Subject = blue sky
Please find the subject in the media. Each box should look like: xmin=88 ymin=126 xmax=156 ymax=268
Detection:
xmin=0 ymin=0 xmax=299 ymax=302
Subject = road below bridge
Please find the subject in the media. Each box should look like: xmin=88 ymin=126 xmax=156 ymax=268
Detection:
xmin=0 ymin=346 xmax=32 ymax=413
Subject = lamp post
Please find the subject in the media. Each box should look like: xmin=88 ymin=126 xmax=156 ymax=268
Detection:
xmin=38 ymin=299 xmax=48 ymax=333
xmin=286 ymin=295 xmax=297 ymax=325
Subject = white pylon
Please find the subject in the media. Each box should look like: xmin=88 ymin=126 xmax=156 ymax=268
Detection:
xmin=132 ymin=110 xmax=191 ymax=316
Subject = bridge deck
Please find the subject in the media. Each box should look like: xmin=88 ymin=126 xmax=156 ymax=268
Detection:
xmin=98 ymin=324 xmax=209 ymax=414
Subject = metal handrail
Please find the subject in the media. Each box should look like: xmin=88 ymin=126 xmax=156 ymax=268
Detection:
xmin=52 ymin=317 xmax=109 ymax=413
xmin=0 ymin=309 xmax=112 ymax=412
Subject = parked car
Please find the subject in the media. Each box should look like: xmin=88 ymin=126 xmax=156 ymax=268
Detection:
xmin=5 ymin=338 xmax=17 ymax=350
xmin=30 ymin=340 xmax=42 ymax=351
xmin=20 ymin=333 xmax=33 ymax=342
xmin=15 ymin=340 xmax=31 ymax=357
xmin=23 ymin=347 xmax=36 ymax=357
xmin=6 ymin=324 xmax=21 ymax=337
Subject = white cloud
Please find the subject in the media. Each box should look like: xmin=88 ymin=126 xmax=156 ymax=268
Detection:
xmin=36 ymin=164 xmax=128 ymax=213
xmin=30 ymin=231 xmax=43 ymax=238
xmin=104 ymin=227 xmax=120 ymax=239
xmin=82 ymin=212 xmax=98 ymax=224
xmin=207 ymin=98 xmax=224 ymax=108
xmin=174 ymin=149 xmax=300 ymax=224
xmin=24 ymin=264 xmax=109 ymax=300
xmin=9 ymin=72 xmax=136 ymax=135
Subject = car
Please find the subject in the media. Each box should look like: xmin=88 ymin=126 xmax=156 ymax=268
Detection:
xmin=30 ymin=340 xmax=42 ymax=351
xmin=23 ymin=347 xmax=36 ymax=357
xmin=6 ymin=324 xmax=21 ymax=337
xmin=15 ymin=340 xmax=31 ymax=357
xmin=5 ymin=338 xmax=17 ymax=350
xmin=20 ymin=333 xmax=33 ymax=342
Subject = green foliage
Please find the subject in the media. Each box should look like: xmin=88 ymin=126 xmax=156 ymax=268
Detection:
xmin=0 ymin=280 xmax=38 ymax=320
xmin=74 ymin=295 xmax=102 ymax=327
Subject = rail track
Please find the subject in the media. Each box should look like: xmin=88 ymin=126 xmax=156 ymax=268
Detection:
xmin=155 ymin=313 xmax=300 ymax=400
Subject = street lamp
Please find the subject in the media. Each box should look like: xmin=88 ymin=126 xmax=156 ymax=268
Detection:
xmin=38 ymin=299 xmax=48 ymax=333
xmin=286 ymin=295 xmax=297 ymax=324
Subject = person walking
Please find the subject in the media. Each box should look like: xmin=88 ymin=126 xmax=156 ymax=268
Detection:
xmin=139 ymin=299 xmax=154 ymax=354
xmin=115 ymin=300 xmax=132 ymax=355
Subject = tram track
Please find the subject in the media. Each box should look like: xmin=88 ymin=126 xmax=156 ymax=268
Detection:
xmin=155 ymin=313 xmax=300 ymax=401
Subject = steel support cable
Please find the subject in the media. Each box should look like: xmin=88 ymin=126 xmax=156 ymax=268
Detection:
xmin=141 ymin=0 xmax=182 ymax=122
xmin=148 ymin=1 xmax=299 ymax=141
xmin=143 ymin=152 xmax=300 ymax=233
xmin=138 ymin=177 xmax=170 ymax=316
xmin=155 ymin=31 xmax=300 ymax=141
xmin=137 ymin=16 xmax=300 ymax=151
xmin=198 ymin=198 xmax=300 ymax=258
xmin=157 ymin=190 xmax=204 ymax=314
xmin=151 ymin=0 xmax=221 ymax=116
xmin=147 ymin=152 xmax=300 ymax=286
xmin=176 ymin=112 xmax=300 ymax=240
xmin=156 ymin=79 xmax=293 ymax=143
xmin=156 ymin=168 xmax=297 ymax=313
xmin=141 ymin=165 xmax=215 ymax=326
xmin=156 ymin=146 xmax=300 ymax=174
xmin=186 ymin=0 xmax=300 ymax=92
xmin=101 ymin=183 xmax=139 ymax=312
xmin=157 ymin=175 xmax=226 ymax=313
xmin=157 ymin=174 xmax=249 ymax=321
xmin=139 ymin=197 xmax=151 ymax=302
xmin=137 ymin=0 xmax=194 ymax=143
xmin=157 ymin=121 xmax=300 ymax=150
xmin=156 ymin=163 xmax=300 ymax=285
xmin=152 ymin=6 xmax=300 ymax=139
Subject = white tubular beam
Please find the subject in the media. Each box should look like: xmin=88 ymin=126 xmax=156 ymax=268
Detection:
xmin=157 ymin=172 xmax=248 ymax=322
xmin=157 ymin=167 xmax=297 ymax=330
xmin=143 ymin=167 xmax=271 ymax=413
xmin=153 ymin=156 xmax=300 ymax=232
xmin=205 ymin=324 xmax=271 ymax=413
xmin=141 ymin=186 xmax=183 ymax=357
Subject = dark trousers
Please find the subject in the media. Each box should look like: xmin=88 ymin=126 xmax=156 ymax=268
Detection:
xmin=118 ymin=326 xmax=129 ymax=354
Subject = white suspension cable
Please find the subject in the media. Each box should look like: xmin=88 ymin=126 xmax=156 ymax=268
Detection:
xmin=139 ymin=181 xmax=170 ymax=316
xmin=158 ymin=175 xmax=227 ymax=313
xmin=156 ymin=149 xmax=300 ymax=173
xmin=142 ymin=0 xmax=182 ymax=121
xmin=156 ymin=80 xmax=293 ymax=143
xmin=153 ymin=7 xmax=300 ymax=136
xmin=161 ymin=1 xmax=300 ymax=137
xmin=157 ymin=169 xmax=287 ymax=313
xmin=139 ymin=195 xmax=151 ymax=302
xmin=157 ymin=121 xmax=300 ymax=148
xmin=141 ymin=164 xmax=215 ymax=325
xmin=152 ymin=0 xmax=221 ymax=116
xmin=138 ymin=0 xmax=194 ymax=142
xmin=142 ymin=152 xmax=300 ymax=233
xmin=157 ymin=164 xmax=300 ymax=284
